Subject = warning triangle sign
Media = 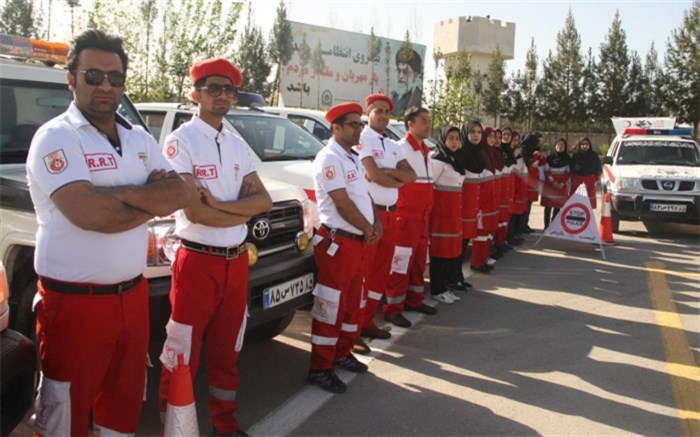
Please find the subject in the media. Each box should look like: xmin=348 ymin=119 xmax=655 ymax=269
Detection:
xmin=536 ymin=184 xmax=606 ymax=259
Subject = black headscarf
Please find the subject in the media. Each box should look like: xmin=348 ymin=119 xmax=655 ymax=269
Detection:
xmin=501 ymin=135 xmax=517 ymax=167
xmin=432 ymin=126 xmax=465 ymax=175
xmin=459 ymin=120 xmax=485 ymax=174
xmin=520 ymin=131 xmax=542 ymax=166
xmin=547 ymin=138 xmax=571 ymax=168
xmin=570 ymin=136 xmax=601 ymax=176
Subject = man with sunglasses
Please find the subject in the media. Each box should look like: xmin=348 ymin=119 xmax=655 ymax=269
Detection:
xmin=307 ymin=102 xmax=381 ymax=394
xmin=26 ymin=29 xmax=188 ymax=435
xmin=157 ymin=57 xmax=272 ymax=436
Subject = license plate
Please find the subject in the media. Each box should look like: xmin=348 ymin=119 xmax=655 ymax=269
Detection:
xmin=263 ymin=273 xmax=314 ymax=309
xmin=649 ymin=203 xmax=687 ymax=213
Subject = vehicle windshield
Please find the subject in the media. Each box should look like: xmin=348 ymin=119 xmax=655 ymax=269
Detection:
xmin=616 ymin=140 xmax=700 ymax=166
xmin=1 ymin=79 xmax=145 ymax=164
xmin=390 ymin=121 xmax=407 ymax=136
xmin=226 ymin=113 xmax=324 ymax=161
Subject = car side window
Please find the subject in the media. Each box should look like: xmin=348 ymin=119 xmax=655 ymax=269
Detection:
xmin=289 ymin=115 xmax=331 ymax=142
xmin=140 ymin=111 xmax=166 ymax=142
xmin=173 ymin=113 xmax=193 ymax=131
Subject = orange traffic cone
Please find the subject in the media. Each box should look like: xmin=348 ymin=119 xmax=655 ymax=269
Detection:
xmin=599 ymin=192 xmax=616 ymax=245
xmin=163 ymin=354 xmax=199 ymax=436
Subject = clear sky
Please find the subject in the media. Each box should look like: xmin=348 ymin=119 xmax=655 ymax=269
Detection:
xmin=247 ymin=0 xmax=692 ymax=77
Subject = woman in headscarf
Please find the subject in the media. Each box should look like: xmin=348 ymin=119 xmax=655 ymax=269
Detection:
xmin=541 ymin=138 xmax=571 ymax=228
xmin=570 ymin=136 xmax=602 ymax=208
xmin=508 ymin=130 xmax=527 ymax=245
xmin=497 ymin=127 xmax=517 ymax=251
xmin=429 ymin=126 xmax=465 ymax=304
xmin=470 ymin=126 xmax=499 ymax=274
xmin=456 ymin=120 xmax=484 ymax=287
xmin=520 ymin=131 xmax=545 ymax=232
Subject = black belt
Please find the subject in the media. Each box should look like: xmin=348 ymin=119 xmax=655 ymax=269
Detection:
xmin=40 ymin=275 xmax=142 ymax=295
xmin=375 ymin=203 xmax=397 ymax=212
xmin=321 ymin=224 xmax=364 ymax=242
xmin=181 ymin=239 xmax=246 ymax=259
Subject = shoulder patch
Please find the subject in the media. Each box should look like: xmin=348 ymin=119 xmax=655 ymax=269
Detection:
xmin=323 ymin=165 xmax=336 ymax=180
xmin=165 ymin=139 xmax=178 ymax=158
xmin=43 ymin=149 xmax=68 ymax=174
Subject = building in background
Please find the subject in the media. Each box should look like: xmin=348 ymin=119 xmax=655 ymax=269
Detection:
xmin=279 ymin=22 xmax=426 ymax=116
xmin=433 ymin=15 xmax=515 ymax=74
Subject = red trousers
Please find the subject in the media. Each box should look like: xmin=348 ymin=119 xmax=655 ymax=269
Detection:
xmin=159 ymin=247 xmax=248 ymax=434
xmin=310 ymin=227 xmax=367 ymax=370
xmin=33 ymin=277 xmax=149 ymax=436
xmin=384 ymin=213 xmax=429 ymax=316
xmin=360 ymin=209 xmax=396 ymax=329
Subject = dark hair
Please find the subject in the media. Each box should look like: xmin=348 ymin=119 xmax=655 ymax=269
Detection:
xmin=403 ymin=106 xmax=429 ymax=130
xmin=332 ymin=113 xmax=352 ymax=127
xmin=194 ymin=77 xmax=207 ymax=88
xmin=67 ymin=29 xmax=129 ymax=73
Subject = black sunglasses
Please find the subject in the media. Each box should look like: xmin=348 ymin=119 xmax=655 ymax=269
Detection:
xmin=73 ymin=69 xmax=126 ymax=87
xmin=197 ymin=84 xmax=238 ymax=98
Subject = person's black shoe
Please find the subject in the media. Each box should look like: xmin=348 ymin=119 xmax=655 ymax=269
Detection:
xmin=491 ymin=251 xmax=504 ymax=259
xmin=307 ymin=369 xmax=347 ymax=393
xmin=384 ymin=313 xmax=412 ymax=328
xmin=333 ymin=354 xmax=368 ymax=373
xmin=404 ymin=303 xmax=438 ymax=315
xmin=472 ymin=264 xmax=490 ymax=274
xmin=353 ymin=337 xmax=372 ymax=355
xmin=211 ymin=428 xmax=250 ymax=436
xmin=448 ymin=281 xmax=472 ymax=293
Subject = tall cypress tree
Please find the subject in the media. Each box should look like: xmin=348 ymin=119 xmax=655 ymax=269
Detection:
xmin=644 ymin=43 xmax=665 ymax=116
xmin=0 ymin=0 xmax=41 ymax=38
xmin=598 ymin=10 xmax=630 ymax=119
xmin=238 ymin=2 xmax=272 ymax=96
xmin=483 ymin=46 xmax=507 ymax=126
xmin=625 ymin=51 xmax=646 ymax=116
xmin=269 ymin=0 xmax=293 ymax=106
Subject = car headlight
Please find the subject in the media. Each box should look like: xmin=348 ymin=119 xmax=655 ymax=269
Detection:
xmin=613 ymin=177 xmax=636 ymax=191
xmin=302 ymin=199 xmax=319 ymax=238
xmin=147 ymin=219 xmax=179 ymax=266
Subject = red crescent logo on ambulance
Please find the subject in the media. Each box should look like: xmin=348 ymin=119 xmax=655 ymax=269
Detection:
xmin=324 ymin=165 xmax=335 ymax=180
xmin=43 ymin=149 xmax=67 ymax=174
xmin=165 ymin=139 xmax=178 ymax=158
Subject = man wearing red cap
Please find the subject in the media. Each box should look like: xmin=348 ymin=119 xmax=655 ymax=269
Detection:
xmin=384 ymin=106 xmax=437 ymax=328
xmin=354 ymin=94 xmax=416 ymax=353
xmin=308 ymin=102 xmax=380 ymax=393
xmin=157 ymin=57 xmax=272 ymax=435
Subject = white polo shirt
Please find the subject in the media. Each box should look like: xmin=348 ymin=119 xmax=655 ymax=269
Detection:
xmin=355 ymin=126 xmax=405 ymax=206
xmin=164 ymin=115 xmax=255 ymax=247
xmin=314 ymin=138 xmax=373 ymax=235
xmin=27 ymin=103 xmax=172 ymax=283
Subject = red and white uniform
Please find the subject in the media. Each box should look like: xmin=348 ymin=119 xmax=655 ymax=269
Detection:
xmin=541 ymin=162 xmax=571 ymax=208
xmin=385 ymin=134 xmax=434 ymax=316
xmin=570 ymin=174 xmax=600 ymax=209
xmin=430 ymin=160 xmax=463 ymax=258
xmin=27 ymin=103 xmax=168 ymax=435
xmin=496 ymin=159 xmax=515 ymax=244
xmin=512 ymin=156 xmax=529 ymax=215
xmin=310 ymin=138 xmax=372 ymax=370
xmin=527 ymin=154 xmax=545 ymax=202
xmin=158 ymin=115 xmax=255 ymax=434
xmin=356 ymin=126 xmax=404 ymax=329
xmin=461 ymin=169 xmax=481 ymax=239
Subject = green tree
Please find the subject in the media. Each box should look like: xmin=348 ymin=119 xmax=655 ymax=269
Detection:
xmin=625 ymin=51 xmax=646 ymax=116
xmin=664 ymin=1 xmax=699 ymax=138
xmin=644 ymin=43 xmax=665 ymax=116
xmin=434 ymin=52 xmax=477 ymax=128
xmin=310 ymin=40 xmax=327 ymax=109
xmin=269 ymin=0 xmax=293 ymax=105
xmin=367 ymin=27 xmax=382 ymax=94
xmin=237 ymin=2 xmax=272 ymax=96
xmin=297 ymin=32 xmax=311 ymax=107
xmin=522 ymin=38 xmax=539 ymax=131
xmin=0 ymin=0 xmax=41 ymax=38
xmin=483 ymin=46 xmax=507 ymax=126
xmin=597 ymin=10 xmax=630 ymax=119
xmin=536 ymin=9 xmax=584 ymax=135
xmin=139 ymin=0 xmax=158 ymax=99
xmin=581 ymin=47 xmax=599 ymax=125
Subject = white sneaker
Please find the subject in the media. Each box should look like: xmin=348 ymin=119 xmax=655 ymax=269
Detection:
xmin=486 ymin=258 xmax=497 ymax=266
xmin=434 ymin=292 xmax=455 ymax=304
xmin=446 ymin=290 xmax=461 ymax=301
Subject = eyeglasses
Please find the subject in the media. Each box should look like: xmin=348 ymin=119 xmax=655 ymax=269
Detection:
xmin=197 ymin=84 xmax=238 ymax=98
xmin=73 ymin=69 xmax=126 ymax=87
xmin=342 ymin=121 xmax=363 ymax=130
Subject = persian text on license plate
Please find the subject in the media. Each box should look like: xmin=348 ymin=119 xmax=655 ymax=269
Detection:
xmin=263 ymin=273 xmax=314 ymax=309
xmin=649 ymin=203 xmax=687 ymax=213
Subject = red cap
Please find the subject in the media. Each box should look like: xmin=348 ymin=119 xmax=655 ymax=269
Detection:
xmin=189 ymin=57 xmax=242 ymax=88
xmin=365 ymin=93 xmax=394 ymax=112
xmin=325 ymin=102 xmax=363 ymax=124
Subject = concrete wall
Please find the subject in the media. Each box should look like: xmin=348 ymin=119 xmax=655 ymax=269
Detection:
xmin=434 ymin=15 xmax=516 ymax=66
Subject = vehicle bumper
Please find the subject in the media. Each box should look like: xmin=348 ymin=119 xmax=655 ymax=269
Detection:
xmin=1 ymin=329 xmax=37 ymax=435
xmin=610 ymin=192 xmax=700 ymax=224
xmin=147 ymin=248 xmax=315 ymax=342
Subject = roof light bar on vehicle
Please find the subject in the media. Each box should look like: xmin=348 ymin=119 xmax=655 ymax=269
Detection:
xmin=0 ymin=33 xmax=68 ymax=65
xmin=622 ymin=128 xmax=693 ymax=136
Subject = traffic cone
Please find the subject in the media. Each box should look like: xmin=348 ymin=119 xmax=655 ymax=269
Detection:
xmin=163 ymin=354 xmax=199 ymax=436
xmin=598 ymin=192 xmax=617 ymax=245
